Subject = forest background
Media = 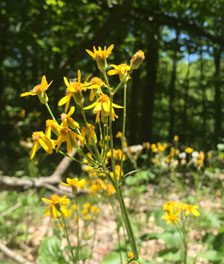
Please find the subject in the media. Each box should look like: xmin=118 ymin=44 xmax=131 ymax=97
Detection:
xmin=1 ymin=0 xmax=224 ymax=176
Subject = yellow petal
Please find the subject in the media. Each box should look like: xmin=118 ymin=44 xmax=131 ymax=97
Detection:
xmin=77 ymin=70 xmax=81 ymax=83
xmin=20 ymin=91 xmax=36 ymax=97
xmin=41 ymin=75 xmax=48 ymax=87
xmin=64 ymin=77 xmax=70 ymax=87
xmin=112 ymin=103 xmax=123 ymax=109
xmin=89 ymin=90 xmax=95 ymax=101
xmin=65 ymin=135 xmax=73 ymax=153
xmin=107 ymin=69 xmax=117 ymax=76
xmin=108 ymin=44 xmax=114 ymax=52
xmin=192 ymin=208 xmax=200 ymax=217
xmin=84 ymin=101 xmax=97 ymax=110
xmin=52 ymin=206 xmax=59 ymax=218
xmin=86 ymin=49 xmax=95 ymax=58
xmin=30 ymin=141 xmax=39 ymax=160
xmin=93 ymin=102 xmax=102 ymax=112
xmin=60 ymin=181 xmax=70 ymax=187
xmin=58 ymin=95 xmax=71 ymax=106
xmin=102 ymin=102 xmax=110 ymax=113
xmin=41 ymin=197 xmax=52 ymax=203
xmin=68 ymin=106 xmax=75 ymax=116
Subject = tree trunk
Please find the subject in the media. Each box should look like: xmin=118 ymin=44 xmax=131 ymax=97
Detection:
xmin=168 ymin=31 xmax=179 ymax=140
xmin=141 ymin=23 xmax=159 ymax=142
xmin=213 ymin=48 xmax=222 ymax=141
xmin=129 ymin=71 xmax=140 ymax=144
xmin=200 ymin=49 xmax=207 ymax=130
xmin=182 ymin=56 xmax=191 ymax=141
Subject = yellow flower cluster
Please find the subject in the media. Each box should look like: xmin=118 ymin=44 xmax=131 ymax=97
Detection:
xmin=41 ymin=194 xmax=70 ymax=219
xmin=21 ymin=45 xmax=144 ymax=160
xmin=22 ymin=45 xmax=145 ymax=262
xmin=81 ymin=202 xmax=100 ymax=221
xmin=140 ymin=136 xmax=207 ymax=170
xmin=162 ymin=200 xmax=200 ymax=225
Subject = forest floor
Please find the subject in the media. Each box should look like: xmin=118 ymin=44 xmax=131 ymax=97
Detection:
xmin=1 ymin=173 xmax=223 ymax=264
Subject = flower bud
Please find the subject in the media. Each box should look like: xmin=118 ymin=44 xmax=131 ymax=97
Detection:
xmin=37 ymin=92 xmax=49 ymax=104
xmin=130 ymin=50 xmax=145 ymax=69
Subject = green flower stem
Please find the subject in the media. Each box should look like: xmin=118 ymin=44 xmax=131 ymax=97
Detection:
xmin=176 ymin=222 xmax=188 ymax=264
xmin=74 ymin=192 xmax=80 ymax=262
xmin=80 ymin=107 xmax=102 ymax=162
xmin=88 ymin=214 xmax=99 ymax=264
xmin=120 ymin=83 xmax=127 ymax=178
xmin=45 ymin=102 xmax=57 ymax=121
xmin=113 ymin=70 xmax=132 ymax=95
xmin=102 ymin=69 xmax=117 ymax=185
xmin=110 ymin=197 xmax=123 ymax=264
xmin=59 ymin=216 xmax=76 ymax=263
xmin=116 ymin=186 xmax=139 ymax=260
xmin=102 ymin=68 xmax=138 ymax=259
xmin=182 ymin=223 xmax=188 ymax=264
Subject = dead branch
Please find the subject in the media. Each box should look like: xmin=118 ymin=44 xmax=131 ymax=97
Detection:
xmin=0 ymin=150 xmax=75 ymax=191
xmin=0 ymin=242 xmax=32 ymax=264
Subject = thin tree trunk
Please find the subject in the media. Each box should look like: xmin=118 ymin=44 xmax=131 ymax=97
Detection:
xmin=141 ymin=23 xmax=159 ymax=142
xmin=213 ymin=48 xmax=222 ymax=141
xmin=168 ymin=31 xmax=179 ymax=140
xmin=200 ymin=49 xmax=207 ymax=130
xmin=129 ymin=71 xmax=140 ymax=144
xmin=182 ymin=56 xmax=191 ymax=140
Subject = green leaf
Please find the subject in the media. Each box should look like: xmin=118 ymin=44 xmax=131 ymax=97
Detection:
xmin=158 ymin=248 xmax=181 ymax=261
xmin=101 ymin=252 xmax=123 ymax=264
xmin=37 ymin=236 xmax=67 ymax=264
xmin=198 ymin=250 xmax=222 ymax=261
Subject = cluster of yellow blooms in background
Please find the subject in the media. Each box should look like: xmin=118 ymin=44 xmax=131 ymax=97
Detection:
xmin=140 ymin=135 xmax=208 ymax=170
xmin=162 ymin=200 xmax=200 ymax=225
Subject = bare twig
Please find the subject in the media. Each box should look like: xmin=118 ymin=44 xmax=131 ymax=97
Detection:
xmin=0 ymin=203 xmax=22 ymax=217
xmin=0 ymin=242 xmax=32 ymax=264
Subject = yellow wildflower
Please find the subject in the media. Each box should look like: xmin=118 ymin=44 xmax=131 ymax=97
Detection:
xmin=110 ymin=165 xmax=124 ymax=180
xmin=143 ymin=142 xmax=150 ymax=149
xmin=45 ymin=119 xmax=60 ymax=138
xmin=128 ymin=251 xmax=135 ymax=259
xmin=56 ymin=125 xmax=84 ymax=153
xmin=61 ymin=106 xmax=80 ymax=130
xmin=174 ymin=135 xmax=179 ymax=142
xmin=81 ymin=123 xmax=97 ymax=145
xmin=157 ymin=143 xmax=168 ymax=152
xmin=86 ymin=44 xmax=114 ymax=70
xmin=130 ymin=50 xmax=145 ymax=69
xmin=107 ymin=149 xmax=125 ymax=161
xmin=105 ymin=183 xmax=116 ymax=196
xmin=20 ymin=75 xmax=52 ymax=104
xmin=61 ymin=177 xmax=86 ymax=191
xmin=182 ymin=204 xmax=200 ymax=217
xmin=91 ymin=205 xmax=100 ymax=215
xmin=84 ymin=93 xmax=123 ymax=123
xmin=107 ymin=63 xmax=131 ymax=81
xmin=197 ymin=151 xmax=205 ymax=168
xmin=88 ymin=77 xmax=106 ymax=101
xmin=185 ymin=147 xmax=193 ymax=154
xmin=116 ymin=131 xmax=123 ymax=138
xmin=163 ymin=201 xmax=180 ymax=214
xmin=42 ymin=194 xmax=70 ymax=218
xmin=58 ymin=70 xmax=88 ymax=111
xmin=30 ymin=131 xmax=53 ymax=159
xmin=162 ymin=212 xmax=180 ymax=224
xmin=151 ymin=143 xmax=157 ymax=153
